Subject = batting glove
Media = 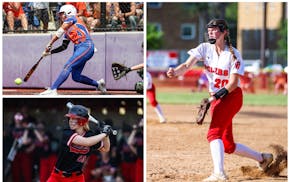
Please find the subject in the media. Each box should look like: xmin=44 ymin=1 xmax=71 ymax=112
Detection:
xmin=46 ymin=44 xmax=52 ymax=52
xmin=102 ymin=125 xmax=112 ymax=136
xmin=42 ymin=50 xmax=51 ymax=57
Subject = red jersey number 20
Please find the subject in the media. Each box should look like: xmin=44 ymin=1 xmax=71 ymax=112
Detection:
xmin=214 ymin=78 xmax=229 ymax=89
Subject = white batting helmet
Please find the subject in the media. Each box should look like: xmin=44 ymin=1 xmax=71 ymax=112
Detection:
xmin=58 ymin=4 xmax=77 ymax=17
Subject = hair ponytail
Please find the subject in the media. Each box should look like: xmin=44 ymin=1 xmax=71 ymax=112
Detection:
xmin=225 ymin=35 xmax=237 ymax=61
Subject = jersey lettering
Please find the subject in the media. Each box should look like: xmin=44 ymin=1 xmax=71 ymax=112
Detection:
xmin=205 ymin=65 xmax=229 ymax=76
xmin=69 ymin=143 xmax=90 ymax=154
xmin=77 ymin=155 xmax=87 ymax=163
xmin=214 ymin=78 xmax=229 ymax=89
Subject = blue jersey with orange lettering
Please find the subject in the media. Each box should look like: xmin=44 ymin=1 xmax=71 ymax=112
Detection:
xmin=50 ymin=15 xmax=98 ymax=89
xmin=55 ymin=129 xmax=102 ymax=172
xmin=63 ymin=16 xmax=91 ymax=44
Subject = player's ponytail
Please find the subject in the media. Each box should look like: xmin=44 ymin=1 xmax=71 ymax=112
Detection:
xmin=225 ymin=34 xmax=237 ymax=61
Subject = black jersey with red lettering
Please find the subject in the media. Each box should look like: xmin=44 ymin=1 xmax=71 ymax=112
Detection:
xmin=55 ymin=129 xmax=102 ymax=172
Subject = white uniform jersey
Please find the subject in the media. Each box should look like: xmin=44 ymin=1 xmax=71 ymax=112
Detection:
xmin=188 ymin=42 xmax=244 ymax=93
xmin=146 ymin=71 xmax=153 ymax=90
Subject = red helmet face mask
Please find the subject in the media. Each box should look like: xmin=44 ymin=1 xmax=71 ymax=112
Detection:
xmin=65 ymin=105 xmax=89 ymax=126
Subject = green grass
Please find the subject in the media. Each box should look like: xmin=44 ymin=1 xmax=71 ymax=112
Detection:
xmin=155 ymin=91 xmax=287 ymax=106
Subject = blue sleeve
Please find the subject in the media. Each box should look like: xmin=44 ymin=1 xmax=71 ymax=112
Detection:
xmin=64 ymin=16 xmax=77 ymax=25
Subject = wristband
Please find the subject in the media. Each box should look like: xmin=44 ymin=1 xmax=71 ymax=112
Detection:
xmin=56 ymin=27 xmax=65 ymax=38
xmin=125 ymin=67 xmax=131 ymax=73
xmin=213 ymin=87 xmax=229 ymax=99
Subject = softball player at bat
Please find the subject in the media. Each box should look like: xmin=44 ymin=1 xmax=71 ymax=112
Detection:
xmin=167 ymin=19 xmax=273 ymax=181
xmin=40 ymin=4 xmax=106 ymax=95
xmin=47 ymin=104 xmax=112 ymax=182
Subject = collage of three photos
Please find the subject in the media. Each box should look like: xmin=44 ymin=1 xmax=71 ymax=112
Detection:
xmin=2 ymin=2 xmax=287 ymax=182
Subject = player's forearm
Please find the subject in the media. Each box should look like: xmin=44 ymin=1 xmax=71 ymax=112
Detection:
xmin=33 ymin=129 xmax=45 ymax=143
xmin=224 ymin=73 xmax=239 ymax=93
xmin=100 ymin=137 xmax=110 ymax=152
xmin=131 ymin=63 xmax=144 ymax=71
xmin=51 ymin=40 xmax=70 ymax=54
xmin=48 ymin=35 xmax=59 ymax=47
xmin=174 ymin=63 xmax=190 ymax=76
xmin=73 ymin=133 xmax=107 ymax=147
xmin=127 ymin=129 xmax=137 ymax=145
xmin=21 ymin=129 xmax=30 ymax=145
xmin=169 ymin=56 xmax=197 ymax=77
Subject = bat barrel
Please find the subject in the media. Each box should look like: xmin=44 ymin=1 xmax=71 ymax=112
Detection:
xmin=112 ymin=130 xmax=118 ymax=135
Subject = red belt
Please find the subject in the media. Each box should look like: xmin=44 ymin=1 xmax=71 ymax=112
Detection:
xmin=54 ymin=167 xmax=82 ymax=178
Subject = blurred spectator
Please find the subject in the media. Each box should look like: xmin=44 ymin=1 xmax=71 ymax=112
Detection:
xmin=90 ymin=152 xmax=118 ymax=182
xmin=83 ymin=151 xmax=99 ymax=182
xmin=273 ymin=71 xmax=287 ymax=95
xmin=10 ymin=113 xmax=36 ymax=182
xmin=34 ymin=122 xmax=57 ymax=182
xmin=128 ymin=119 xmax=144 ymax=182
xmin=240 ymin=71 xmax=255 ymax=93
xmin=113 ymin=2 xmax=138 ymax=30
xmin=22 ymin=2 xmax=40 ymax=30
xmin=66 ymin=2 xmax=87 ymax=22
xmin=106 ymin=2 xmax=120 ymax=29
xmin=197 ymin=70 xmax=209 ymax=92
xmin=32 ymin=2 xmax=49 ymax=32
xmin=117 ymin=124 xmax=137 ymax=182
xmin=135 ymin=2 xmax=143 ymax=27
xmin=86 ymin=2 xmax=101 ymax=31
xmin=53 ymin=2 xmax=65 ymax=29
xmin=3 ymin=2 xmax=28 ymax=32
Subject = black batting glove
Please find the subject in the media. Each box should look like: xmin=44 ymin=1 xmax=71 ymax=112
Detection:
xmin=102 ymin=125 xmax=112 ymax=136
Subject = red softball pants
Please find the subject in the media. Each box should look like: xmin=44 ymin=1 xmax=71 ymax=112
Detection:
xmin=207 ymin=87 xmax=243 ymax=154
xmin=147 ymin=84 xmax=158 ymax=107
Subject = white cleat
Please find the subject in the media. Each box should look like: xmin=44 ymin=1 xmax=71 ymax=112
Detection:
xmin=203 ymin=172 xmax=228 ymax=182
xmin=97 ymin=79 xmax=107 ymax=94
xmin=159 ymin=117 xmax=166 ymax=123
xmin=160 ymin=119 xmax=166 ymax=123
xmin=258 ymin=153 xmax=273 ymax=171
xmin=39 ymin=88 xmax=58 ymax=95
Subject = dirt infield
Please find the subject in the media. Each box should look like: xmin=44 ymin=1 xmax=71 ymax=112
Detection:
xmin=147 ymin=104 xmax=287 ymax=182
xmin=3 ymin=88 xmax=139 ymax=95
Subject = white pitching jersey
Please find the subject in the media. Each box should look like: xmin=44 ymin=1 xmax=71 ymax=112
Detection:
xmin=146 ymin=71 xmax=153 ymax=90
xmin=188 ymin=43 xmax=244 ymax=93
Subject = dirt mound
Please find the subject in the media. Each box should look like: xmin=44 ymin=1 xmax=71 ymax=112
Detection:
xmin=147 ymin=104 xmax=287 ymax=181
xmin=241 ymin=144 xmax=287 ymax=178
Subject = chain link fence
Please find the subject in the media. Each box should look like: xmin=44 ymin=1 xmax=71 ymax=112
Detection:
xmin=3 ymin=2 xmax=143 ymax=33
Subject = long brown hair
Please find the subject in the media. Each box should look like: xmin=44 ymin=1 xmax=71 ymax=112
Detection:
xmin=207 ymin=19 xmax=237 ymax=61
xmin=225 ymin=34 xmax=237 ymax=61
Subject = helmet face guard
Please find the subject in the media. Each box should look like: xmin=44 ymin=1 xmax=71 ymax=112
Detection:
xmin=65 ymin=105 xmax=89 ymax=126
xmin=206 ymin=19 xmax=229 ymax=44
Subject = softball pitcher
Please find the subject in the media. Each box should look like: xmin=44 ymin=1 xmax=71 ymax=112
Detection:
xmin=167 ymin=19 xmax=273 ymax=181
xmin=40 ymin=4 xmax=106 ymax=95
xmin=47 ymin=104 xmax=112 ymax=182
